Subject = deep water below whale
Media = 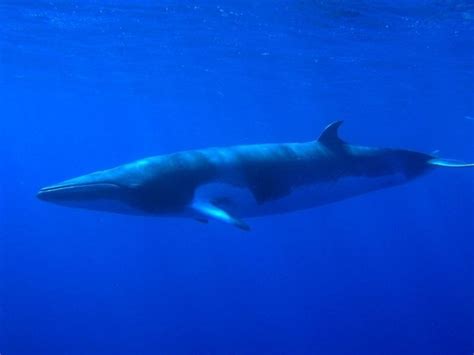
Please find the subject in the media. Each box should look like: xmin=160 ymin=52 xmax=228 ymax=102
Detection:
xmin=0 ymin=1 xmax=473 ymax=354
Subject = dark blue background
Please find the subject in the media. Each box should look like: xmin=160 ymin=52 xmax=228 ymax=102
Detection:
xmin=1 ymin=1 xmax=473 ymax=354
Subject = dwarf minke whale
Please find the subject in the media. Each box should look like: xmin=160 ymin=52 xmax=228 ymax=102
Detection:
xmin=37 ymin=121 xmax=473 ymax=231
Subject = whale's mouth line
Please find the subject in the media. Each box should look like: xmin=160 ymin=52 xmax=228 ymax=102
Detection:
xmin=39 ymin=182 xmax=120 ymax=193
xmin=37 ymin=183 xmax=123 ymax=201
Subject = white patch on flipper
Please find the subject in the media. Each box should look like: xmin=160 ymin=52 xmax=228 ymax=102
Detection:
xmin=193 ymin=182 xmax=258 ymax=212
xmin=191 ymin=200 xmax=250 ymax=230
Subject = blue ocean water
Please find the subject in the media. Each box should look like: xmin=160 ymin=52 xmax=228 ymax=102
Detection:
xmin=1 ymin=1 xmax=473 ymax=354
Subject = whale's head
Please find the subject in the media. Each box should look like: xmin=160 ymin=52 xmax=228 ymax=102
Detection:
xmin=37 ymin=158 xmax=162 ymax=215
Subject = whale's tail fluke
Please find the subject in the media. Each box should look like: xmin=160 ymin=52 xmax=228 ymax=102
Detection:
xmin=428 ymin=158 xmax=474 ymax=168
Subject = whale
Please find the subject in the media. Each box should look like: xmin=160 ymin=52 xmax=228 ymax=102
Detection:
xmin=37 ymin=121 xmax=473 ymax=231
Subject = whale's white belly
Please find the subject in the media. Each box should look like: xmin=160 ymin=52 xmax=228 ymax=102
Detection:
xmin=194 ymin=173 xmax=406 ymax=217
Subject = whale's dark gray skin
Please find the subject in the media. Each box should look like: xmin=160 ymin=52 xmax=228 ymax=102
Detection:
xmin=37 ymin=121 xmax=473 ymax=230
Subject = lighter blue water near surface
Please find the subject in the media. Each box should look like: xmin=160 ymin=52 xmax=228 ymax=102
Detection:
xmin=1 ymin=1 xmax=473 ymax=354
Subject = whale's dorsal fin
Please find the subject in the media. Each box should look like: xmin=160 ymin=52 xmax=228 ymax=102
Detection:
xmin=318 ymin=121 xmax=345 ymax=146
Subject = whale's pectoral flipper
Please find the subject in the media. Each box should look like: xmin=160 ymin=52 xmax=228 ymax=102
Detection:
xmin=191 ymin=201 xmax=250 ymax=231
xmin=428 ymin=158 xmax=474 ymax=168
